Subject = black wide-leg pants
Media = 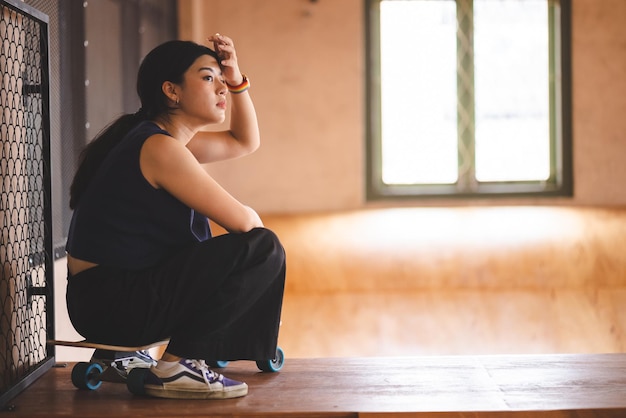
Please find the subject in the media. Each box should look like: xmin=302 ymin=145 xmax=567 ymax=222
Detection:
xmin=66 ymin=227 xmax=286 ymax=361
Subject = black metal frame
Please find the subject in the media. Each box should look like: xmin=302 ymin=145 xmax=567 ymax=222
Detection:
xmin=0 ymin=0 xmax=55 ymax=409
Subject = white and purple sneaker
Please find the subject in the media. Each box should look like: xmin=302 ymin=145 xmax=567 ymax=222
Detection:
xmin=143 ymin=359 xmax=248 ymax=399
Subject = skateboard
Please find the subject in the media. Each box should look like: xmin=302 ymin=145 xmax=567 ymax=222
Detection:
xmin=48 ymin=339 xmax=285 ymax=393
xmin=48 ymin=339 xmax=169 ymax=391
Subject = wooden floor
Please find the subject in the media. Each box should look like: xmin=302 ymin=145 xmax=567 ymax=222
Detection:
xmin=53 ymin=207 xmax=626 ymax=361
xmin=54 ymin=287 xmax=626 ymax=362
xmin=33 ymin=207 xmax=626 ymax=416
xmin=36 ymin=286 xmax=626 ymax=417
xmin=5 ymin=354 xmax=626 ymax=417
xmin=257 ymin=207 xmax=626 ymax=357
xmin=279 ymin=288 xmax=626 ymax=358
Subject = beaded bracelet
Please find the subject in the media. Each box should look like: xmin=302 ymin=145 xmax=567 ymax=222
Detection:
xmin=226 ymin=74 xmax=250 ymax=94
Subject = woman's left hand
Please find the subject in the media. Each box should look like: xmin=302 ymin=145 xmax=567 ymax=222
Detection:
xmin=207 ymin=33 xmax=244 ymax=86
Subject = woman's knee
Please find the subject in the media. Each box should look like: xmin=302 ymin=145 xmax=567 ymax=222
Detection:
xmin=247 ymin=227 xmax=286 ymax=268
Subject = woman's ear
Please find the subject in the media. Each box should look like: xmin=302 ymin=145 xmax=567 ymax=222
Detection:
xmin=162 ymin=81 xmax=179 ymax=104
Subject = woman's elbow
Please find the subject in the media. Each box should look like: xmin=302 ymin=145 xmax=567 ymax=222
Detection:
xmin=227 ymin=206 xmax=263 ymax=233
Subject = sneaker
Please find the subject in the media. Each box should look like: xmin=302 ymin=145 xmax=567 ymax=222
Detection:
xmin=143 ymin=359 xmax=248 ymax=399
xmin=91 ymin=349 xmax=157 ymax=382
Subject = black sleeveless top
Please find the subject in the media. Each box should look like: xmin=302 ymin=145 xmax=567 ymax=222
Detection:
xmin=66 ymin=121 xmax=211 ymax=270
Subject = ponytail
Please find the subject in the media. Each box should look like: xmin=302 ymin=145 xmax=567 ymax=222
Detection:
xmin=69 ymin=112 xmax=145 ymax=209
xmin=70 ymin=39 xmax=218 ymax=209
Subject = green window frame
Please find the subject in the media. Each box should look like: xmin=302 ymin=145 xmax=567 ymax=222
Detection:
xmin=366 ymin=0 xmax=572 ymax=200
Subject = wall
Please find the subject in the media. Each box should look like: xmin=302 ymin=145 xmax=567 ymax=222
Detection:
xmin=52 ymin=0 xmax=626 ymax=361
xmin=572 ymin=0 xmax=626 ymax=204
xmin=177 ymin=0 xmax=626 ymax=213
xmin=178 ymin=0 xmax=364 ymax=212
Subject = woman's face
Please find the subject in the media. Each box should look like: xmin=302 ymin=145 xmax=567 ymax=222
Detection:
xmin=177 ymin=54 xmax=228 ymax=125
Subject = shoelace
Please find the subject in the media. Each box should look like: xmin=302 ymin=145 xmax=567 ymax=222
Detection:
xmin=185 ymin=359 xmax=222 ymax=386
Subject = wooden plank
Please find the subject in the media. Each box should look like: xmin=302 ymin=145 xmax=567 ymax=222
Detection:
xmin=4 ymin=354 xmax=626 ymax=417
xmin=360 ymin=412 xmax=626 ymax=418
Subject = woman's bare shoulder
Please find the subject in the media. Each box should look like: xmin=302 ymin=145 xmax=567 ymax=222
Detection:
xmin=140 ymin=133 xmax=199 ymax=188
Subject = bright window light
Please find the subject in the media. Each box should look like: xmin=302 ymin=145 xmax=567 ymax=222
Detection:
xmin=380 ymin=1 xmax=458 ymax=185
xmin=378 ymin=0 xmax=555 ymax=187
xmin=474 ymin=0 xmax=551 ymax=182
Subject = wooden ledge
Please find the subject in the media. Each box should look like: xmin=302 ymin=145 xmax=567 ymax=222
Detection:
xmin=5 ymin=353 xmax=626 ymax=417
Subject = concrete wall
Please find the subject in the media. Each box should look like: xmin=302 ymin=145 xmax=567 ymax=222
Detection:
xmin=177 ymin=0 xmax=626 ymax=212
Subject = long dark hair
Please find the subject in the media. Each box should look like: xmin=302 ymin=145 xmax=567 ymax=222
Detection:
xmin=69 ymin=40 xmax=219 ymax=209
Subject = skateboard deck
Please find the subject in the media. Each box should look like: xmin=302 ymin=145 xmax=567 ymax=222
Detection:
xmin=48 ymin=339 xmax=169 ymax=352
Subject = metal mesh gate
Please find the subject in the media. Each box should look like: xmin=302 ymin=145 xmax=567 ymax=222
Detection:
xmin=0 ymin=0 xmax=54 ymax=408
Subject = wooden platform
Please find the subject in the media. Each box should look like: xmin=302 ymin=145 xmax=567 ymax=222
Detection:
xmin=4 ymin=354 xmax=626 ymax=417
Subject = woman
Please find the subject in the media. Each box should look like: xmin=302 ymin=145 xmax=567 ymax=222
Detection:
xmin=65 ymin=34 xmax=286 ymax=400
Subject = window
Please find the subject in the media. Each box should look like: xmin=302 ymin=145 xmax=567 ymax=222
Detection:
xmin=366 ymin=0 xmax=572 ymax=199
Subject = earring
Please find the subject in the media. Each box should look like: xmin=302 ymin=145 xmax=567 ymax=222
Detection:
xmin=175 ymin=98 xmax=179 ymax=105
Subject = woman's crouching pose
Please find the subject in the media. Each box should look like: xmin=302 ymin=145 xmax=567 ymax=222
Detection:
xmin=65 ymin=34 xmax=285 ymax=400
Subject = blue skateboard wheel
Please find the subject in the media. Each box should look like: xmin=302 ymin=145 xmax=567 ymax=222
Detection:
xmin=256 ymin=346 xmax=284 ymax=372
xmin=71 ymin=362 xmax=103 ymax=390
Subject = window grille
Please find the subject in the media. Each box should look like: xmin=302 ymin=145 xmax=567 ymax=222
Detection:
xmin=0 ymin=0 xmax=54 ymax=409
